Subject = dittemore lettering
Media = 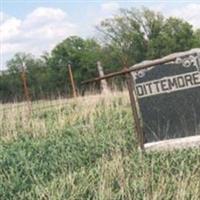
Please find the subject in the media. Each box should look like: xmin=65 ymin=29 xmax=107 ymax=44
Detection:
xmin=136 ymin=71 xmax=200 ymax=98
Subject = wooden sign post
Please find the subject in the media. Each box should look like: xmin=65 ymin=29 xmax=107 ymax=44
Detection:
xmin=126 ymin=72 xmax=144 ymax=149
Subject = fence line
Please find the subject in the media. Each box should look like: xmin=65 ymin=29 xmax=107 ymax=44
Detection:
xmin=0 ymin=99 xmax=70 ymax=113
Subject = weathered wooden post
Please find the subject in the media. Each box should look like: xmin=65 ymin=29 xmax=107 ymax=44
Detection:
xmin=67 ymin=61 xmax=77 ymax=98
xmin=97 ymin=61 xmax=109 ymax=94
xmin=20 ymin=61 xmax=32 ymax=114
xmin=21 ymin=62 xmax=30 ymax=102
xmin=126 ymin=72 xmax=145 ymax=149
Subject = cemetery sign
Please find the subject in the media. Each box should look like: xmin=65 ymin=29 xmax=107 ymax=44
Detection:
xmin=82 ymin=48 xmax=200 ymax=150
xmin=133 ymin=50 xmax=200 ymax=146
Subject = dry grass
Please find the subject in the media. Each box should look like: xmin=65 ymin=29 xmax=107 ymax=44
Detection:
xmin=0 ymin=91 xmax=200 ymax=200
xmin=0 ymin=91 xmax=129 ymax=141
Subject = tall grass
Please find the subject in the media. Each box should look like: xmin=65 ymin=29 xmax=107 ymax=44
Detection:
xmin=0 ymin=91 xmax=200 ymax=200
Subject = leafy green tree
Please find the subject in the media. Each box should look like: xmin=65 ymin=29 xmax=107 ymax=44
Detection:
xmin=97 ymin=9 xmax=146 ymax=67
xmin=3 ymin=53 xmax=34 ymax=101
xmin=160 ymin=18 xmax=194 ymax=55
xmin=49 ymin=36 xmax=102 ymax=94
xmin=7 ymin=53 xmax=33 ymax=73
xmin=97 ymin=8 xmax=195 ymax=61
xmin=4 ymin=53 xmax=50 ymax=101
xmin=126 ymin=8 xmax=165 ymax=59
xmin=192 ymin=29 xmax=200 ymax=48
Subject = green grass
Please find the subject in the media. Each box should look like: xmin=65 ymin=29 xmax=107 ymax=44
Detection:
xmin=0 ymin=92 xmax=200 ymax=200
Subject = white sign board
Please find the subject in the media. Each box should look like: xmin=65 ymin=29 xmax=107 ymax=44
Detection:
xmin=136 ymin=71 xmax=200 ymax=98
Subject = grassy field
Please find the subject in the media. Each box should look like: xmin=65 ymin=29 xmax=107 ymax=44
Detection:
xmin=0 ymin=92 xmax=200 ymax=200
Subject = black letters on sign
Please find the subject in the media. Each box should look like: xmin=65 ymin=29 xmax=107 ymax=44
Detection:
xmin=134 ymin=58 xmax=200 ymax=143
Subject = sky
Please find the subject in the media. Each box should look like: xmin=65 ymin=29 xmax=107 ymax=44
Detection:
xmin=1 ymin=0 xmax=200 ymax=70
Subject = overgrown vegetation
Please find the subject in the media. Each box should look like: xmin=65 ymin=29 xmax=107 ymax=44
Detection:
xmin=0 ymin=92 xmax=199 ymax=199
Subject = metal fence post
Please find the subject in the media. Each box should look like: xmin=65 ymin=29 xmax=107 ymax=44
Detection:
xmin=126 ymin=72 xmax=144 ymax=150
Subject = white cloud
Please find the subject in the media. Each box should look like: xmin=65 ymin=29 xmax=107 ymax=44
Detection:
xmin=23 ymin=7 xmax=67 ymax=28
xmin=0 ymin=12 xmax=10 ymax=24
xmin=0 ymin=16 xmax=21 ymax=41
xmin=149 ymin=3 xmax=167 ymax=13
xmin=92 ymin=1 xmax=120 ymax=27
xmin=150 ymin=3 xmax=200 ymax=29
xmin=167 ymin=4 xmax=200 ymax=29
xmin=0 ymin=8 xmax=78 ymax=69
xmin=0 ymin=12 xmax=4 ymax=23
xmin=101 ymin=2 xmax=120 ymax=13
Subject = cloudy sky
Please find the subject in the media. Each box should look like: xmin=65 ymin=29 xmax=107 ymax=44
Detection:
xmin=1 ymin=0 xmax=200 ymax=70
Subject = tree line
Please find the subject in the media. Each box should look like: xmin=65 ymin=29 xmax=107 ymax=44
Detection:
xmin=1 ymin=8 xmax=200 ymax=102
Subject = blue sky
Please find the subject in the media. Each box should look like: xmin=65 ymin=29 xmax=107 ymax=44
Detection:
xmin=1 ymin=0 xmax=200 ymax=70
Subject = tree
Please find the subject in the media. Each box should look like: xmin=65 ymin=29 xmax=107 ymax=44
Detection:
xmin=7 ymin=53 xmax=34 ymax=73
xmin=160 ymin=18 xmax=194 ymax=55
xmin=49 ymin=36 xmax=102 ymax=93
xmin=97 ymin=8 xmax=195 ymax=62
xmin=4 ymin=53 xmax=50 ymax=101
xmin=4 ymin=53 xmax=34 ymax=101
xmin=97 ymin=8 xmax=146 ymax=67
xmin=126 ymin=8 xmax=165 ymax=59
xmin=192 ymin=29 xmax=200 ymax=48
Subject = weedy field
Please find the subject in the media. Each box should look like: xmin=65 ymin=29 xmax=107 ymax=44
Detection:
xmin=0 ymin=92 xmax=200 ymax=200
